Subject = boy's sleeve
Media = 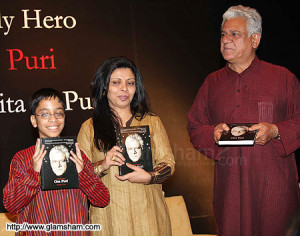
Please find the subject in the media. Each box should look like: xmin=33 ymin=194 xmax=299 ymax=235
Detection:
xmin=78 ymin=151 xmax=110 ymax=207
xmin=3 ymin=153 xmax=40 ymax=214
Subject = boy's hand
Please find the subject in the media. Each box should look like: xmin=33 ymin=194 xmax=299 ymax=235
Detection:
xmin=70 ymin=143 xmax=84 ymax=173
xmin=32 ymin=138 xmax=47 ymax=173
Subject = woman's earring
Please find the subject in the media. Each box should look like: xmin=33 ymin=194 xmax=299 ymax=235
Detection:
xmin=102 ymin=90 xmax=106 ymax=96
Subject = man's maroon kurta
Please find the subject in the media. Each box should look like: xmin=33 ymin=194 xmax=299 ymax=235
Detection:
xmin=187 ymin=57 xmax=300 ymax=236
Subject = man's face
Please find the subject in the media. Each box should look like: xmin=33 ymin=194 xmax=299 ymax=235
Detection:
xmin=220 ymin=17 xmax=259 ymax=66
xmin=126 ymin=139 xmax=142 ymax=162
xmin=50 ymin=150 xmax=67 ymax=176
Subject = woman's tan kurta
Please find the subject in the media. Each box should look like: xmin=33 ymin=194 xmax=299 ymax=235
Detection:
xmin=78 ymin=114 xmax=175 ymax=236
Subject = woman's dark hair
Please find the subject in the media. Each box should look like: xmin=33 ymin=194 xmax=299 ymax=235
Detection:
xmin=29 ymin=88 xmax=66 ymax=115
xmin=92 ymin=56 xmax=150 ymax=152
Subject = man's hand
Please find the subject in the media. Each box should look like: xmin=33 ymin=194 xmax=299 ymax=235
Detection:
xmin=249 ymin=123 xmax=279 ymax=145
xmin=214 ymin=123 xmax=230 ymax=143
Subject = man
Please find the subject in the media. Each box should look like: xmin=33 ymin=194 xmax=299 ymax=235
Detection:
xmin=49 ymin=145 xmax=69 ymax=176
xmin=187 ymin=5 xmax=300 ymax=236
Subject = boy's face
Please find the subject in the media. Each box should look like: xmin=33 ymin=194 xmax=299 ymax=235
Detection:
xmin=30 ymin=97 xmax=65 ymax=138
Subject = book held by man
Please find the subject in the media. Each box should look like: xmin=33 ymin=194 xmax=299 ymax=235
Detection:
xmin=40 ymin=136 xmax=79 ymax=190
xmin=116 ymin=125 xmax=153 ymax=176
xmin=218 ymin=123 xmax=257 ymax=146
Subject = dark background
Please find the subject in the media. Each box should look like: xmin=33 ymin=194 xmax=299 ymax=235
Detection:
xmin=0 ymin=0 xmax=299 ymax=234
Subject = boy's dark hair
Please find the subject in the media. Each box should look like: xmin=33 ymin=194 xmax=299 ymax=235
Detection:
xmin=29 ymin=88 xmax=66 ymax=115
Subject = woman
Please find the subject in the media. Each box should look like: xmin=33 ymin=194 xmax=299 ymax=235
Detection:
xmin=77 ymin=57 xmax=175 ymax=236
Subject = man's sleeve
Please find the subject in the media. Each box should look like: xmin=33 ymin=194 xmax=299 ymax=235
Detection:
xmin=187 ymin=81 xmax=222 ymax=160
xmin=272 ymin=75 xmax=300 ymax=157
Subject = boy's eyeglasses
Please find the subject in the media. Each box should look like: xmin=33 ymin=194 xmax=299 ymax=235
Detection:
xmin=35 ymin=112 xmax=65 ymax=120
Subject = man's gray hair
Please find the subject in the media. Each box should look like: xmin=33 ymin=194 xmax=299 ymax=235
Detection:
xmin=222 ymin=5 xmax=262 ymax=37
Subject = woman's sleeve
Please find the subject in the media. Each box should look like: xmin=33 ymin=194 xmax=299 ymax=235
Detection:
xmin=147 ymin=116 xmax=175 ymax=184
xmin=78 ymin=119 xmax=108 ymax=177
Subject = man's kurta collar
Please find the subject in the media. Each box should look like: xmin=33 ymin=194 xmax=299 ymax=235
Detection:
xmin=225 ymin=56 xmax=260 ymax=77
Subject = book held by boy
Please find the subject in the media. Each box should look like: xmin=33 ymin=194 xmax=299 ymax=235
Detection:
xmin=40 ymin=136 xmax=79 ymax=190
xmin=116 ymin=125 xmax=153 ymax=176
xmin=218 ymin=123 xmax=257 ymax=146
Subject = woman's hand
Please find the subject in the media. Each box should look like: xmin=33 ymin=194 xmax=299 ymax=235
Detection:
xmin=70 ymin=143 xmax=84 ymax=173
xmin=115 ymin=163 xmax=151 ymax=184
xmin=32 ymin=138 xmax=47 ymax=173
xmin=102 ymin=146 xmax=125 ymax=171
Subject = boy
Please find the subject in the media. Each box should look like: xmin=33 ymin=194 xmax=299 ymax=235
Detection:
xmin=3 ymin=88 xmax=110 ymax=235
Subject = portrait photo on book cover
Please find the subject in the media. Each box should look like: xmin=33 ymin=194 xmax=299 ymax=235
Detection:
xmin=123 ymin=132 xmax=151 ymax=168
xmin=43 ymin=144 xmax=76 ymax=182
xmin=231 ymin=125 xmax=249 ymax=137
xmin=117 ymin=126 xmax=153 ymax=175
xmin=49 ymin=144 xmax=70 ymax=176
xmin=125 ymin=133 xmax=144 ymax=163
xmin=41 ymin=137 xmax=79 ymax=190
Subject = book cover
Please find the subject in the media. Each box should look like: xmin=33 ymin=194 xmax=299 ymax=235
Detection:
xmin=40 ymin=136 xmax=79 ymax=190
xmin=218 ymin=123 xmax=257 ymax=146
xmin=116 ymin=125 xmax=153 ymax=176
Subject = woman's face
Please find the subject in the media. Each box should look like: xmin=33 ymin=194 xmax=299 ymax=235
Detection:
xmin=107 ymin=68 xmax=136 ymax=112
